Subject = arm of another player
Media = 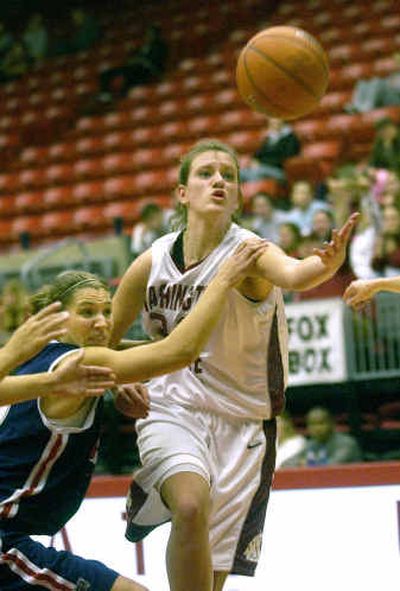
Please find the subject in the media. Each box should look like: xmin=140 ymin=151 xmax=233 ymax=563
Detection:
xmin=84 ymin=239 xmax=268 ymax=383
xmin=0 ymin=349 xmax=116 ymax=407
xmin=252 ymin=213 xmax=359 ymax=291
xmin=344 ymin=276 xmax=400 ymax=310
xmin=110 ymin=249 xmax=152 ymax=348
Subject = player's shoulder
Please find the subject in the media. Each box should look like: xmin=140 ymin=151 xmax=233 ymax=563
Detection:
xmin=152 ymin=230 xmax=180 ymax=249
xmin=228 ymin=223 xmax=260 ymax=242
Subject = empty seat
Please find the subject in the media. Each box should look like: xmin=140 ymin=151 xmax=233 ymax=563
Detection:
xmin=73 ymin=205 xmax=110 ymax=230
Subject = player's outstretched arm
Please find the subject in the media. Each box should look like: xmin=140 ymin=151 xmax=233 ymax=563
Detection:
xmin=253 ymin=213 xmax=359 ymax=291
xmin=344 ymin=276 xmax=400 ymax=310
xmin=0 ymin=349 xmax=116 ymax=407
xmin=84 ymin=239 xmax=268 ymax=383
xmin=0 ymin=302 xmax=70 ymax=380
xmin=110 ymin=250 xmax=152 ymax=348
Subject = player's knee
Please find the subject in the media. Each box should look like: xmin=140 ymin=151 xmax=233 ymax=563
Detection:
xmin=172 ymin=493 xmax=210 ymax=527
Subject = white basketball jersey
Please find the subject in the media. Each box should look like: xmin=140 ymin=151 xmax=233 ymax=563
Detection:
xmin=142 ymin=224 xmax=288 ymax=420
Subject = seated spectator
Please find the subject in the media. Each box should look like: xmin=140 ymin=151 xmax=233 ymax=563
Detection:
xmin=371 ymin=204 xmax=400 ymax=276
xmin=345 ymin=52 xmax=400 ymax=114
xmin=284 ymin=180 xmax=332 ymax=236
xmin=276 ymin=411 xmax=306 ymax=469
xmin=283 ymin=407 xmax=362 ymax=467
xmin=0 ymin=41 xmax=30 ymax=83
xmin=241 ymin=117 xmax=300 ymax=183
xmin=310 ymin=208 xmax=335 ymax=244
xmin=22 ymin=13 xmax=48 ymax=67
xmin=0 ymin=279 xmax=30 ymax=344
xmin=0 ymin=20 xmax=14 ymax=60
xmin=97 ymin=24 xmax=167 ymax=103
xmin=277 ymin=222 xmax=302 ymax=257
xmin=369 ymin=118 xmax=400 ymax=174
xmin=243 ymin=192 xmax=287 ymax=242
xmin=131 ymin=202 xmax=165 ymax=256
xmin=69 ymin=8 xmax=100 ymax=53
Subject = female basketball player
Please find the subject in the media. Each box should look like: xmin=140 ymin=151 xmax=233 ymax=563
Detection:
xmin=110 ymin=139 xmax=359 ymax=591
xmin=0 ymin=302 xmax=116 ymax=405
xmin=0 ymin=240 xmax=263 ymax=591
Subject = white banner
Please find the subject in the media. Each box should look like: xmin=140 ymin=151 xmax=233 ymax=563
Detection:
xmin=286 ymin=298 xmax=347 ymax=385
xmin=36 ymin=484 xmax=400 ymax=591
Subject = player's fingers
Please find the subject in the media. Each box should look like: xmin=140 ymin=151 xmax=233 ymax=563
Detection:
xmin=42 ymin=328 xmax=68 ymax=342
xmin=80 ymin=365 xmax=116 ymax=379
xmin=31 ymin=301 xmax=63 ymax=321
xmin=83 ymin=387 xmax=110 ymax=398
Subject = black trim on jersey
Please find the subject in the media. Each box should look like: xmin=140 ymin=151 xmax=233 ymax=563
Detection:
xmin=170 ymin=231 xmax=208 ymax=274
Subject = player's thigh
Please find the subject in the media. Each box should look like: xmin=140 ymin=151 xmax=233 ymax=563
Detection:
xmin=111 ymin=575 xmax=149 ymax=591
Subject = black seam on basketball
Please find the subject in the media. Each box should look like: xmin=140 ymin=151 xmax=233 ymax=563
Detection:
xmin=250 ymin=31 xmax=329 ymax=76
xmin=248 ymin=45 xmax=321 ymax=100
xmin=242 ymin=53 xmax=297 ymax=117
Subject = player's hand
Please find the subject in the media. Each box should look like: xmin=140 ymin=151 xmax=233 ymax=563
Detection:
xmin=51 ymin=350 xmax=116 ymax=397
xmin=3 ymin=302 xmax=70 ymax=367
xmin=217 ymin=238 xmax=269 ymax=287
xmin=343 ymin=279 xmax=378 ymax=310
xmin=313 ymin=212 xmax=360 ymax=271
xmin=114 ymin=383 xmax=150 ymax=418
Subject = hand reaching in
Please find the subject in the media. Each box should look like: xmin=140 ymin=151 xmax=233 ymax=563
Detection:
xmin=114 ymin=383 xmax=150 ymax=419
xmin=51 ymin=350 xmax=116 ymax=397
xmin=343 ymin=279 xmax=378 ymax=310
xmin=313 ymin=212 xmax=360 ymax=272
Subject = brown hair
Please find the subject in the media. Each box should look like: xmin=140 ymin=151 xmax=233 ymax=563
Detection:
xmin=30 ymin=270 xmax=109 ymax=313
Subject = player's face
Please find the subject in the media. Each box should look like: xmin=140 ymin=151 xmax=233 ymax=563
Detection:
xmin=62 ymin=287 xmax=113 ymax=347
xmin=179 ymin=150 xmax=240 ymax=220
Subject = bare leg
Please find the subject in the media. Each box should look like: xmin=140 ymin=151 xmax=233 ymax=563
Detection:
xmin=213 ymin=571 xmax=229 ymax=591
xmin=161 ymin=471 xmax=212 ymax=591
xmin=111 ymin=575 xmax=148 ymax=591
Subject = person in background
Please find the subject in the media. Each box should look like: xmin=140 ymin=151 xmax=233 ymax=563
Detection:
xmin=69 ymin=7 xmax=101 ymax=53
xmin=284 ymin=407 xmax=362 ymax=467
xmin=310 ymin=209 xmax=335 ymax=244
xmin=98 ymin=24 xmax=167 ymax=103
xmin=0 ymin=20 xmax=14 ymax=61
xmin=276 ymin=411 xmax=306 ymax=469
xmin=244 ymin=192 xmax=287 ymax=242
xmin=277 ymin=222 xmax=302 ymax=257
xmin=22 ymin=13 xmax=48 ymax=67
xmin=371 ymin=204 xmax=400 ymax=276
xmin=241 ymin=117 xmax=300 ymax=183
xmin=369 ymin=118 xmax=400 ymax=174
xmin=0 ymin=40 xmax=29 ymax=83
xmin=0 ymin=279 xmax=30 ymax=343
xmin=131 ymin=202 xmax=166 ymax=257
xmin=284 ymin=180 xmax=332 ymax=237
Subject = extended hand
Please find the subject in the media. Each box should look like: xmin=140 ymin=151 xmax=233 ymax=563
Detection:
xmin=313 ymin=212 xmax=360 ymax=271
xmin=51 ymin=350 xmax=116 ymax=397
xmin=4 ymin=302 xmax=70 ymax=367
xmin=114 ymin=383 xmax=150 ymax=418
xmin=343 ymin=279 xmax=377 ymax=310
xmin=218 ymin=238 xmax=269 ymax=287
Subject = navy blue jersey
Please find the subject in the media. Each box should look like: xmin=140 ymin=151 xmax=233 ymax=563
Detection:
xmin=0 ymin=343 xmax=103 ymax=536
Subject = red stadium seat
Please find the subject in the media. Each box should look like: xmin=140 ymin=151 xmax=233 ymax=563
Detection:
xmin=45 ymin=164 xmax=75 ymax=185
xmin=73 ymin=158 xmax=104 ymax=180
xmin=18 ymin=168 xmax=47 ymax=190
xmin=42 ymin=186 xmax=74 ymax=209
xmin=14 ymin=191 xmax=47 ymax=214
xmin=72 ymin=181 xmax=106 ymax=204
xmin=0 ymin=172 xmax=19 ymax=194
xmin=73 ymin=205 xmax=109 ymax=230
xmin=40 ymin=211 xmax=76 ymax=236
xmin=0 ymin=195 xmax=17 ymax=217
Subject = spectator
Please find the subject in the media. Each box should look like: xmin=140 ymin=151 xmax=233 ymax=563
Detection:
xmin=310 ymin=209 xmax=335 ymax=244
xmin=284 ymin=180 xmax=332 ymax=236
xmin=22 ymin=13 xmax=48 ymax=66
xmin=131 ymin=202 xmax=165 ymax=256
xmin=284 ymin=407 xmax=362 ymax=466
xmin=69 ymin=7 xmax=100 ymax=53
xmin=241 ymin=117 xmax=300 ymax=182
xmin=0 ymin=41 xmax=29 ymax=83
xmin=276 ymin=411 xmax=306 ymax=469
xmin=0 ymin=279 xmax=30 ymax=342
xmin=97 ymin=24 xmax=167 ymax=103
xmin=371 ymin=204 xmax=400 ymax=276
xmin=345 ymin=52 xmax=400 ymax=114
xmin=244 ymin=192 xmax=287 ymax=241
xmin=0 ymin=20 xmax=14 ymax=60
xmin=369 ymin=118 xmax=400 ymax=174
xmin=277 ymin=222 xmax=302 ymax=256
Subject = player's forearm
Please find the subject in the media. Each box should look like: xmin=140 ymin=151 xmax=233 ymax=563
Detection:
xmin=365 ymin=276 xmax=400 ymax=295
xmin=0 ymin=373 xmax=56 ymax=406
xmin=287 ymin=255 xmax=341 ymax=291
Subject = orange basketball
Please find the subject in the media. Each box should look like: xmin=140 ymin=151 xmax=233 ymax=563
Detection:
xmin=236 ymin=26 xmax=329 ymax=120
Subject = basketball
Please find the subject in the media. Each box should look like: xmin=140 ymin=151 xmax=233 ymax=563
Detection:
xmin=236 ymin=26 xmax=329 ymax=120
